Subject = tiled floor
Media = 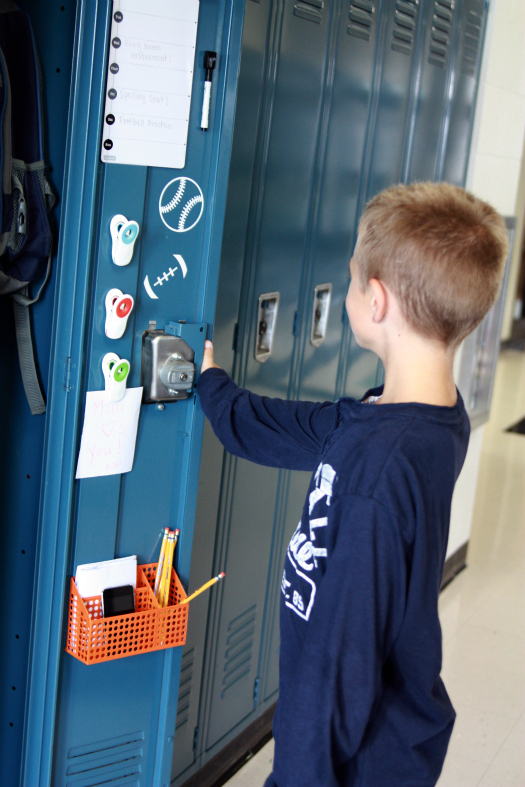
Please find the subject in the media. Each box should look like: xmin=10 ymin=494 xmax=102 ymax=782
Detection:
xmin=223 ymin=349 xmax=525 ymax=787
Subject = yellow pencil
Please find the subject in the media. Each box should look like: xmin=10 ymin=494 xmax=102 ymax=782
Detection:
xmin=154 ymin=528 xmax=170 ymax=601
xmin=161 ymin=529 xmax=180 ymax=608
xmin=179 ymin=572 xmax=225 ymax=605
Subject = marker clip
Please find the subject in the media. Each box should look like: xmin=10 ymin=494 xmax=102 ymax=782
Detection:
xmin=110 ymin=214 xmax=140 ymax=266
xmin=102 ymin=352 xmax=130 ymax=402
xmin=105 ymin=288 xmax=134 ymax=339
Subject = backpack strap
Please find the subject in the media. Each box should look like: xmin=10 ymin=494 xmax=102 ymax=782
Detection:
xmin=12 ymin=285 xmax=45 ymax=414
xmin=9 ymin=237 xmax=52 ymax=414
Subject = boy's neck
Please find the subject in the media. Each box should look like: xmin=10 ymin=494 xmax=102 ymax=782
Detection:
xmin=377 ymin=333 xmax=457 ymax=407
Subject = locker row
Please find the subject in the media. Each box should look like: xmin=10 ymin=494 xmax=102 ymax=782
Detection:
xmin=172 ymin=0 xmax=487 ymax=784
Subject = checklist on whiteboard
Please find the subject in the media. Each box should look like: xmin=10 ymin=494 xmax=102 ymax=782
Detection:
xmin=101 ymin=0 xmax=200 ymax=169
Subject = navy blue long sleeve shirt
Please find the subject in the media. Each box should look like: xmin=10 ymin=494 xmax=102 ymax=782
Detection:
xmin=197 ymin=368 xmax=470 ymax=787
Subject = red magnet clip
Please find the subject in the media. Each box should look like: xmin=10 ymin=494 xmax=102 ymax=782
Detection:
xmin=105 ymin=288 xmax=134 ymax=339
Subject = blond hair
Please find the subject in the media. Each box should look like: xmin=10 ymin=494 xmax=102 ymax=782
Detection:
xmin=355 ymin=182 xmax=509 ymax=346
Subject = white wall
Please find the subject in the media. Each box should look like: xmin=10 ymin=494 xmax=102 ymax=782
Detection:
xmin=466 ymin=0 xmax=525 ymax=339
xmin=448 ymin=0 xmax=525 ymax=560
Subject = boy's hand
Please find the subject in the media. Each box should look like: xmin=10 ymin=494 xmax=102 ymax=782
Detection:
xmin=201 ymin=340 xmax=220 ymax=373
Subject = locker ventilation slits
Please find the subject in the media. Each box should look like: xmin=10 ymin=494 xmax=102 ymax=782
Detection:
xmin=428 ymin=0 xmax=456 ymax=68
xmin=294 ymin=0 xmax=324 ymax=24
xmin=391 ymin=0 xmax=420 ymax=56
xmin=65 ymin=730 xmax=144 ymax=786
xmin=460 ymin=10 xmax=482 ymax=76
xmin=347 ymin=0 xmax=376 ymax=42
xmin=221 ymin=605 xmax=256 ymax=698
xmin=176 ymin=648 xmax=195 ymax=731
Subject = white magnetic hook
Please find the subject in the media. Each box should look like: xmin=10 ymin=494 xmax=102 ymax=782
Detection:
xmin=110 ymin=214 xmax=140 ymax=266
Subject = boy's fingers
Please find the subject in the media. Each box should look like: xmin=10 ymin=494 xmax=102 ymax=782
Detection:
xmin=203 ymin=340 xmax=214 ymax=360
xmin=201 ymin=340 xmax=218 ymax=372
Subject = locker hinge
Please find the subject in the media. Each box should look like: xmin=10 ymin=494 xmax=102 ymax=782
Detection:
xmin=292 ymin=310 xmax=299 ymax=336
xmin=193 ymin=726 xmax=199 ymax=753
xmin=63 ymin=356 xmax=72 ymax=391
xmin=253 ymin=677 xmax=260 ymax=709
xmin=232 ymin=322 xmax=239 ymax=352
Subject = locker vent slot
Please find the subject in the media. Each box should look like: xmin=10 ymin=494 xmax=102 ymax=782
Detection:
xmin=221 ymin=605 xmax=256 ymax=698
xmin=428 ymin=0 xmax=456 ymax=68
xmin=176 ymin=648 xmax=195 ymax=731
xmin=391 ymin=0 xmax=420 ymax=56
xmin=460 ymin=10 xmax=482 ymax=76
xmin=294 ymin=0 xmax=324 ymax=24
xmin=347 ymin=0 xmax=376 ymax=42
xmin=66 ymin=730 xmax=144 ymax=786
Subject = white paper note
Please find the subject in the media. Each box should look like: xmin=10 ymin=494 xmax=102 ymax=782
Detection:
xmin=100 ymin=0 xmax=200 ymax=169
xmin=75 ymin=387 xmax=143 ymax=479
xmin=75 ymin=555 xmax=138 ymax=598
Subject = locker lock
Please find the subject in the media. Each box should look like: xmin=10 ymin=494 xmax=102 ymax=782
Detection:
xmin=159 ymin=353 xmax=194 ymax=395
xmin=141 ymin=321 xmax=197 ymax=403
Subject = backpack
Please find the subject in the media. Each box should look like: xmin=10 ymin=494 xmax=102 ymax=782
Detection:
xmin=0 ymin=0 xmax=55 ymax=414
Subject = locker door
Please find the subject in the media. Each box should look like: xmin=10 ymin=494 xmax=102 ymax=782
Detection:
xmin=20 ymin=2 xmax=246 ymax=786
xmin=404 ymin=0 xmax=458 ymax=182
xmin=439 ymin=0 xmax=487 ymax=185
xmin=342 ymin=0 xmax=424 ymax=399
xmin=260 ymin=0 xmax=381 ymax=703
xmin=201 ymin=0 xmax=333 ymax=752
xmin=171 ymin=0 xmax=272 ymax=779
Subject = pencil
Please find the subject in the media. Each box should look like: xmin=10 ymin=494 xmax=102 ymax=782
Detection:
xmin=179 ymin=572 xmax=225 ymax=605
xmin=154 ymin=528 xmax=170 ymax=601
xmin=161 ymin=529 xmax=180 ymax=608
xmin=164 ymin=528 xmax=180 ymax=606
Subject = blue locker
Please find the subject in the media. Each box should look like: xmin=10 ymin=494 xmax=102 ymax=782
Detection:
xmin=200 ymin=0 xmax=334 ymax=755
xmin=259 ymin=0 xmax=382 ymax=703
xmin=13 ymin=2 xmax=246 ymax=786
xmin=439 ymin=0 xmax=487 ymax=184
xmin=0 ymin=3 xmax=77 ymax=785
xmin=171 ymin=1 xmax=273 ymax=781
xmin=404 ymin=0 xmax=459 ymax=182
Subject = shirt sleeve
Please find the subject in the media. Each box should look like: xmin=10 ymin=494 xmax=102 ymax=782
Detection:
xmin=196 ymin=367 xmax=340 ymax=471
xmin=271 ymin=495 xmax=407 ymax=787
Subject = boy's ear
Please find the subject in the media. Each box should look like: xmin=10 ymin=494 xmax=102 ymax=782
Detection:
xmin=369 ymin=278 xmax=387 ymax=323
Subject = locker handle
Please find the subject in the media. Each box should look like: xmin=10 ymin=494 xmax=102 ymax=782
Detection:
xmin=255 ymin=292 xmax=280 ymax=363
xmin=310 ymin=283 xmax=332 ymax=347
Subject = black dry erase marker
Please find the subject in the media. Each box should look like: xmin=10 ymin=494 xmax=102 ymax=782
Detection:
xmin=201 ymin=51 xmax=217 ymax=131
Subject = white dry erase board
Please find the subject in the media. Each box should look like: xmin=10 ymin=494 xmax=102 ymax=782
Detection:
xmin=101 ymin=0 xmax=200 ymax=169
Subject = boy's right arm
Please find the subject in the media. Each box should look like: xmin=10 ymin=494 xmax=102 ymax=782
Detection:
xmin=197 ymin=342 xmax=339 ymax=472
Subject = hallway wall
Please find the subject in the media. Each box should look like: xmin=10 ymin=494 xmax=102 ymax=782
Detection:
xmin=449 ymin=0 xmax=525 ymax=560
xmin=465 ymin=0 xmax=525 ymax=340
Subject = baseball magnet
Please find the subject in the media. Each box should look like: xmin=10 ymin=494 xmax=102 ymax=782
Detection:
xmin=159 ymin=177 xmax=204 ymax=233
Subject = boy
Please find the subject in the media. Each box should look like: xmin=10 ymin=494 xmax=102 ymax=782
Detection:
xmin=197 ymin=182 xmax=508 ymax=786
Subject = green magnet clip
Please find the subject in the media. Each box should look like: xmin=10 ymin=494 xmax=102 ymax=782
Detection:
xmin=102 ymin=352 xmax=130 ymax=402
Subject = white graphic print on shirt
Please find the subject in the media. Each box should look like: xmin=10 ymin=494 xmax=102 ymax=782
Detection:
xmin=282 ymin=462 xmax=335 ymax=621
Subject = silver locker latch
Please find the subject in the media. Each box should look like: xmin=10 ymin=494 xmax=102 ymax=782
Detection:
xmin=255 ymin=292 xmax=280 ymax=363
xmin=310 ymin=283 xmax=332 ymax=347
xmin=141 ymin=322 xmax=196 ymax=403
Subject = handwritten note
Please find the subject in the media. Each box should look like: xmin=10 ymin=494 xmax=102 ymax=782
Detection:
xmin=100 ymin=0 xmax=200 ymax=169
xmin=75 ymin=388 xmax=143 ymax=479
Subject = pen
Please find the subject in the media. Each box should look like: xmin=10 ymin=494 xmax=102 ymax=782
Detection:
xmin=179 ymin=572 xmax=225 ymax=605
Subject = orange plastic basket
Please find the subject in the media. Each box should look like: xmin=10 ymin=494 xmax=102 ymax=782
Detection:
xmin=66 ymin=562 xmax=188 ymax=665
